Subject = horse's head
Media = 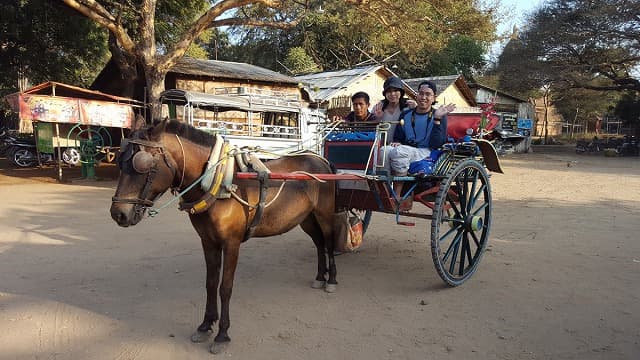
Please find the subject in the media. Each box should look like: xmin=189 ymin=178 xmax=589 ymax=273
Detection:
xmin=110 ymin=120 xmax=177 ymax=227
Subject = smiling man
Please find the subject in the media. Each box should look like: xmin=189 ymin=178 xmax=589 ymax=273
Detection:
xmin=383 ymin=80 xmax=456 ymax=200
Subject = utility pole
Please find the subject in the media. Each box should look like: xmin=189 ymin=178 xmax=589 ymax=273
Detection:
xmin=571 ymin=106 xmax=579 ymax=139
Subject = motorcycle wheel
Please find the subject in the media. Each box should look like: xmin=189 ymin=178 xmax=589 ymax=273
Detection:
xmin=62 ymin=148 xmax=81 ymax=166
xmin=12 ymin=148 xmax=36 ymax=167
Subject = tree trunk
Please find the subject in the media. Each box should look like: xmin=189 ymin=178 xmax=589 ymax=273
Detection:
xmin=145 ymin=67 xmax=167 ymax=121
xmin=543 ymin=91 xmax=549 ymax=144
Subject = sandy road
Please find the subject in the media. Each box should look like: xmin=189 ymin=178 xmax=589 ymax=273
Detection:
xmin=0 ymin=150 xmax=639 ymax=359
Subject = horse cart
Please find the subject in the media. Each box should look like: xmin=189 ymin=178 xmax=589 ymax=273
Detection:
xmin=110 ymin=117 xmax=503 ymax=351
xmin=236 ymin=121 xmax=503 ymax=287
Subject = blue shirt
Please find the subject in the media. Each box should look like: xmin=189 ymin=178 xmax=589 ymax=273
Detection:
xmin=393 ymin=109 xmax=447 ymax=149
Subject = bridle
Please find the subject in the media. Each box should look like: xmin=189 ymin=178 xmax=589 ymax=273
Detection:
xmin=111 ymin=138 xmax=177 ymax=214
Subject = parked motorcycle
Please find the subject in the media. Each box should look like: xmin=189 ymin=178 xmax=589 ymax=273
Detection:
xmin=1 ymin=127 xmax=80 ymax=167
xmin=483 ymin=128 xmax=526 ymax=155
xmin=617 ymin=135 xmax=639 ymax=156
xmin=575 ymin=137 xmax=604 ymax=154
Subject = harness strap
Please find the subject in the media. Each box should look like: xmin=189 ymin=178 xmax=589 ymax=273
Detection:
xmin=179 ymin=143 xmax=232 ymax=214
xmin=244 ymin=170 xmax=269 ymax=241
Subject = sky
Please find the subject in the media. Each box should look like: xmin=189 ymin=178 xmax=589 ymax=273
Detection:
xmin=489 ymin=0 xmax=546 ymax=59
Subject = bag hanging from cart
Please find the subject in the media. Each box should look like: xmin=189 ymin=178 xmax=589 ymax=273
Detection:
xmin=333 ymin=210 xmax=364 ymax=253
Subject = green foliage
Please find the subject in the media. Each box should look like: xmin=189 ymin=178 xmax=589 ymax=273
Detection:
xmin=283 ymin=47 xmax=320 ymax=75
xmin=614 ymin=92 xmax=640 ymax=127
xmin=0 ymin=0 xmax=108 ymax=95
xmin=155 ymin=0 xmax=210 ymax=51
xmin=553 ymin=87 xmax=620 ymax=130
xmin=222 ymin=0 xmax=499 ymax=77
xmin=421 ymin=36 xmax=487 ymax=80
xmin=520 ymin=0 xmax=640 ymax=91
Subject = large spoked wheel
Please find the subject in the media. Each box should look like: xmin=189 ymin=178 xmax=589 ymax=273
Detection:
xmin=431 ymin=158 xmax=492 ymax=286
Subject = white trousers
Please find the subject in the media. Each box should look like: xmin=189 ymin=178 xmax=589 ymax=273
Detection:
xmin=380 ymin=145 xmax=431 ymax=175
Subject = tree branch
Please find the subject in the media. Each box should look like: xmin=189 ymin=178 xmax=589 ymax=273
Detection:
xmin=162 ymin=0 xmax=283 ymax=69
xmin=61 ymin=0 xmax=136 ymax=52
xmin=208 ymin=17 xmax=300 ymax=29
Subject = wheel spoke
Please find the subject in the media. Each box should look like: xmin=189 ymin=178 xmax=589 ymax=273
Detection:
xmin=467 ymin=171 xmax=486 ymax=211
xmin=469 ymin=227 xmax=481 ymax=247
xmin=464 ymin=233 xmax=474 ymax=270
xmin=459 ymin=234 xmax=468 ymax=275
xmin=442 ymin=229 xmax=463 ymax=263
xmin=445 ymin=193 xmax=462 ymax=218
xmin=471 ymin=202 xmax=489 ymax=216
xmin=448 ymin=232 xmax=462 ymax=274
xmin=458 ymin=173 xmax=468 ymax=215
xmin=439 ymin=220 xmax=463 ymax=242
xmin=466 ymin=171 xmax=480 ymax=212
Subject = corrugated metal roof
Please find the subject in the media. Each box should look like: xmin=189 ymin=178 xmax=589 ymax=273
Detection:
xmin=170 ymin=57 xmax=298 ymax=84
xmin=405 ymin=75 xmax=476 ymax=106
xmin=17 ymin=81 xmax=143 ymax=104
xmin=160 ymin=89 xmax=302 ymax=113
xmin=404 ymin=75 xmax=460 ymax=95
xmin=294 ymin=65 xmax=384 ymax=101
xmin=468 ymin=83 xmax=528 ymax=103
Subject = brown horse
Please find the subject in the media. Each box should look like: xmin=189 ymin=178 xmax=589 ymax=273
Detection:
xmin=110 ymin=119 xmax=338 ymax=353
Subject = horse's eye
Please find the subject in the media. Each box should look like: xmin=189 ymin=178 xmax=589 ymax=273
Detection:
xmin=132 ymin=151 xmax=154 ymax=173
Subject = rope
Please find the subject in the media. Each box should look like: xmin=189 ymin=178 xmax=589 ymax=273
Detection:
xmin=175 ymin=134 xmax=186 ymax=190
xmin=147 ymin=151 xmax=230 ymax=217
xmin=229 ymin=179 xmax=288 ymax=209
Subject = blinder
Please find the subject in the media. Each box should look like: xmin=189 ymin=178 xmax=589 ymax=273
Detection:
xmin=132 ymin=151 xmax=154 ymax=173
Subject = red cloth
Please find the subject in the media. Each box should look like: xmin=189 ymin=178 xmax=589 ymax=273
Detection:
xmin=446 ymin=114 xmax=499 ymax=139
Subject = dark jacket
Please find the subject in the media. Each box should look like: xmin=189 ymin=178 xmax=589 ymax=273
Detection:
xmin=393 ymin=109 xmax=447 ymax=149
xmin=344 ymin=111 xmax=377 ymax=122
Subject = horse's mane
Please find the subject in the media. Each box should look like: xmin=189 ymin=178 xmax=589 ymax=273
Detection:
xmin=154 ymin=119 xmax=215 ymax=147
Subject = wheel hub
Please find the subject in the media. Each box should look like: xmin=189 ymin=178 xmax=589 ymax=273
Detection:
xmin=465 ymin=215 xmax=483 ymax=231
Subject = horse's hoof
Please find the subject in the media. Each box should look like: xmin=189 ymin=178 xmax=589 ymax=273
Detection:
xmin=324 ymin=283 xmax=337 ymax=293
xmin=209 ymin=341 xmax=229 ymax=354
xmin=190 ymin=330 xmax=211 ymax=343
xmin=311 ymin=280 xmax=326 ymax=289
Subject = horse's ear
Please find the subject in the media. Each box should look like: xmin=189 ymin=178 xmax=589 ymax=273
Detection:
xmin=132 ymin=114 xmax=146 ymax=131
xmin=149 ymin=119 xmax=167 ymax=141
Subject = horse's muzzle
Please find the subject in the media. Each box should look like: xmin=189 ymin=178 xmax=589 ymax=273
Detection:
xmin=110 ymin=202 xmax=144 ymax=227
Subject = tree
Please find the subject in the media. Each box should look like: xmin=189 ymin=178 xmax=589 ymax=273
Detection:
xmin=614 ymin=92 xmax=640 ymax=134
xmin=553 ymin=87 xmax=620 ymax=137
xmin=421 ymin=35 xmax=487 ymax=80
xmin=0 ymin=0 xmax=108 ymax=95
xmin=60 ymin=0 xmax=306 ymax=117
xmin=283 ymin=47 xmax=320 ymax=75
xmin=219 ymin=0 xmax=501 ymax=76
xmin=59 ymin=0 xmax=501 ymax=117
xmin=521 ymin=0 xmax=640 ymax=92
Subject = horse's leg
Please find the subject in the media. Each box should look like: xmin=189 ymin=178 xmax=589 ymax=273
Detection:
xmin=210 ymin=241 xmax=241 ymax=354
xmin=300 ymin=216 xmax=328 ymax=289
xmin=191 ymin=243 xmax=222 ymax=343
xmin=323 ymin=215 xmax=338 ymax=293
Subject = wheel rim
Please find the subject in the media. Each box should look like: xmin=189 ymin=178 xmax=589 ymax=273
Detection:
xmin=63 ymin=148 xmax=80 ymax=165
xmin=431 ymin=159 xmax=491 ymax=286
xmin=13 ymin=149 xmax=35 ymax=167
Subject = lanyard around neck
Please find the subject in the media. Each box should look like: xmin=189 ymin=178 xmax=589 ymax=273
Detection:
xmin=409 ymin=109 xmax=435 ymax=145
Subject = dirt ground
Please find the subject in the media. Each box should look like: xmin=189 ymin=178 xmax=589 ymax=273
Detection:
xmin=0 ymin=149 xmax=639 ymax=360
